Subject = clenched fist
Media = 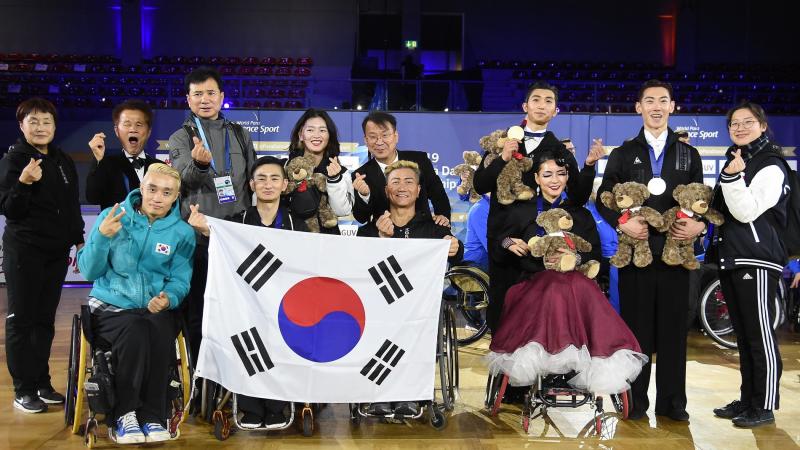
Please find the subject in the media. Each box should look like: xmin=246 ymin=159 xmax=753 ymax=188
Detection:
xmin=89 ymin=132 xmax=106 ymax=161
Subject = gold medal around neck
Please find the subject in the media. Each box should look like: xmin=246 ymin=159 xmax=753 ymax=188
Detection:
xmin=507 ymin=126 xmax=525 ymax=141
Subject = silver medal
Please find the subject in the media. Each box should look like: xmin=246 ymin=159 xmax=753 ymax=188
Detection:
xmin=647 ymin=177 xmax=667 ymax=195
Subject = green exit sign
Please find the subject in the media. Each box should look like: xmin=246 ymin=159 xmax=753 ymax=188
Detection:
xmin=404 ymin=40 xmax=417 ymax=49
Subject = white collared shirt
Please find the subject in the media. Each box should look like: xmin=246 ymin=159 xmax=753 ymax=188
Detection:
xmin=359 ymin=152 xmax=400 ymax=203
xmin=124 ymin=150 xmax=145 ymax=181
xmin=524 ymin=127 xmax=547 ymax=155
xmin=644 ymin=129 xmax=668 ymax=159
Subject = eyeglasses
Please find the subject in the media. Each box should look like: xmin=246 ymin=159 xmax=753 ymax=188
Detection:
xmin=365 ymin=132 xmax=394 ymax=144
xmin=729 ymin=119 xmax=758 ymax=130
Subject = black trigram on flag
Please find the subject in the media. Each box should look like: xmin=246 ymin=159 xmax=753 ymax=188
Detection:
xmin=368 ymin=255 xmax=413 ymax=304
xmin=231 ymin=327 xmax=274 ymax=376
xmin=360 ymin=339 xmax=406 ymax=386
xmin=237 ymin=244 xmax=283 ymax=292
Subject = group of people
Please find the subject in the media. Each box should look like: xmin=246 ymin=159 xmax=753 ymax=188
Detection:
xmin=0 ymin=67 xmax=789 ymax=446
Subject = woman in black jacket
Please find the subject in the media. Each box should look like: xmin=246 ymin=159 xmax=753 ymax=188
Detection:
xmin=287 ymin=108 xmax=353 ymax=234
xmin=710 ymin=102 xmax=787 ymax=428
xmin=488 ymin=149 xmax=646 ymax=397
xmin=0 ymin=98 xmax=84 ymax=413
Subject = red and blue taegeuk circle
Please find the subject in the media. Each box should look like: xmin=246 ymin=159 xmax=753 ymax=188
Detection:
xmin=278 ymin=277 xmax=366 ymax=363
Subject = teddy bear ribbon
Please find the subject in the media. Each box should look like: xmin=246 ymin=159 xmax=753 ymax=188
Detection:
xmin=618 ymin=210 xmax=631 ymax=224
xmin=676 ymin=210 xmax=692 ymax=219
xmin=563 ymin=234 xmax=576 ymax=251
xmin=512 ymin=151 xmax=524 ymax=160
xmin=297 ymin=180 xmax=308 ymax=192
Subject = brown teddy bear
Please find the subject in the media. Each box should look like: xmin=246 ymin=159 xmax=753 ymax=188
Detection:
xmin=452 ymin=150 xmax=483 ymax=203
xmin=479 ymin=127 xmax=534 ymax=205
xmin=657 ymin=182 xmax=724 ymax=270
xmin=600 ymin=182 xmax=665 ymax=268
xmin=526 ymin=208 xmax=601 ymax=279
xmin=285 ymin=154 xmax=338 ymax=233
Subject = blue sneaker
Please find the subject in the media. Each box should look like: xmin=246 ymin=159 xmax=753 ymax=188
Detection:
xmin=111 ymin=411 xmax=146 ymax=444
xmin=142 ymin=422 xmax=171 ymax=442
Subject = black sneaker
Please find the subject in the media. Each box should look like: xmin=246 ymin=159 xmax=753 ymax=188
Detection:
xmin=239 ymin=412 xmax=264 ymax=429
xmin=714 ymin=400 xmax=748 ymax=419
xmin=393 ymin=401 xmax=420 ymax=416
xmin=732 ymin=408 xmax=775 ymax=428
xmin=13 ymin=395 xmax=47 ymax=413
xmin=37 ymin=388 xmax=65 ymax=405
xmin=264 ymin=412 xmax=288 ymax=426
xmin=366 ymin=402 xmax=392 ymax=416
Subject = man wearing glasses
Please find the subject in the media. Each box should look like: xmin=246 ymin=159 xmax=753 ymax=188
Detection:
xmin=351 ymin=111 xmax=450 ymax=226
xmin=168 ymin=67 xmax=257 ymax=362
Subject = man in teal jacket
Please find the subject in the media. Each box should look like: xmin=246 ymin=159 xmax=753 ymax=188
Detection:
xmin=78 ymin=163 xmax=195 ymax=444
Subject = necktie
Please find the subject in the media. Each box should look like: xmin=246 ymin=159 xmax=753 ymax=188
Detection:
xmin=524 ymin=131 xmax=546 ymax=139
xmin=129 ymin=157 xmax=144 ymax=170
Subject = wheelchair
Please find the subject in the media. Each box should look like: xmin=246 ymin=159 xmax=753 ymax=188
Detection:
xmin=442 ymin=265 xmax=490 ymax=345
xmin=64 ymin=306 xmax=192 ymax=447
xmin=485 ymin=370 xmax=630 ymax=435
xmin=196 ymin=380 xmax=317 ymax=439
xmin=349 ymin=297 xmax=459 ymax=429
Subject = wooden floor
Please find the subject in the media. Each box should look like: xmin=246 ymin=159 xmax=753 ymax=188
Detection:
xmin=1 ymin=287 xmax=800 ymax=449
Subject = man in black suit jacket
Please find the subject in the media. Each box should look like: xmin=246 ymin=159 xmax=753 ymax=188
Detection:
xmin=474 ymin=81 xmax=603 ymax=332
xmin=86 ymin=99 xmax=160 ymax=210
xmin=351 ymin=111 xmax=450 ymax=226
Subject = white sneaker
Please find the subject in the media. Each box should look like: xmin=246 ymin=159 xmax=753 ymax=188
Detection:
xmin=110 ymin=411 xmax=146 ymax=444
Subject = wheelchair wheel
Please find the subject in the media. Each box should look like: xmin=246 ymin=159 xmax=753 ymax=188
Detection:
xmin=65 ymin=314 xmax=81 ymax=427
xmin=429 ymin=407 xmax=446 ymax=430
xmin=443 ymin=267 xmax=490 ymax=345
xmin=485 ymin=373 xmax=508 ymax=416
xmin=436 ymin=302 xmax=458 ymax=411
xmin=212 ymin=410 xmax=231 ymax=441
xmin=610 ymin=390 xmax=630 ymax=419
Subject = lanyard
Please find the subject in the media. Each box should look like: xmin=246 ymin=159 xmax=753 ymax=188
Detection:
xmin=648 ymin=144 xmax=665 ymax=178
xmin=271 ymin=207 xmax=283 ymax=229
xmin=193 ymin=116 xmax=232 ymax=174
xmin=535 ymin=192 xmax=566 ymax=236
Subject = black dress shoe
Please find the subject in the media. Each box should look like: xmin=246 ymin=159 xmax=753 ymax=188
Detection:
xmin=628 ymin=408 xmax=647 ymax=420
xmin=714 ymin=400 xmax=748 ymax=419
xmin=732 ymin=408 xmax=774 ymax=428
xmin=656 ymin=409 xmax=690 ymax=421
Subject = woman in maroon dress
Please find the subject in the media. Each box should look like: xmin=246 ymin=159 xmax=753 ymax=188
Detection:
xmin=487 ymin=149 xmax=647 ymax=394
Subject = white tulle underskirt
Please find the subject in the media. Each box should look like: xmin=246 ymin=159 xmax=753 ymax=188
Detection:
xmin=487 ymin=342 xmax=648 ymax=395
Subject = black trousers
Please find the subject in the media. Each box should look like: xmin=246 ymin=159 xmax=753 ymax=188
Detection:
xmin=486 ymin=240 xmax=520 ymax=333
xmin=719 ymin=267 xmax=782 ymax=410
xmin=618 ymin=259 xmax=689 ymax=414
xmin=93 ymin=309 xmax=178 ymax=423
xmin=3 ymin=243 xmax=69 ymax=396
xmin=237 ymin=395 xmax=288 ymax=419
xmin=181 ymin=242 xmax=208 ymax=364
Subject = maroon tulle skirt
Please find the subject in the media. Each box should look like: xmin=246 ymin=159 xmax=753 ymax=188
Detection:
xmin=487 ymin=270 xmax=647 ymax=393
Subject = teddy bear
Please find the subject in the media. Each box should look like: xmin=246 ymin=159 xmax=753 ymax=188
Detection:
xmin=600 ymin=181 xmax=665 ymax=268
xmin=285 ymin=154 xmax=338 ymax=233
xmin=452 ymin=150 xmax=483 ymax=203
xmin=657 ymin=182 xmax=724 ymax=270
xmin=479 ymin=126 xmax=534 ymax=205
xmin=526 ymin=208 xmax=601 ymax=279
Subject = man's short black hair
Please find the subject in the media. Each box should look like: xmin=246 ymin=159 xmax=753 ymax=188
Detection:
xmin=184 ymin=67 xmax=224 ymax=94
xmin=524 ymin=81 xmax=559 ymax=104
xmin=361 ymin=111 xmax=397 ymax=134
xmin=251 ymin=156 xmax=287 ymax=179
xmin=637 ymin=79 xmax=673 ymax=102
xmin=16 ymin=97 xmax=57 ymax=124
xmin=112 ymin=99 xmax=153 ymax=127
